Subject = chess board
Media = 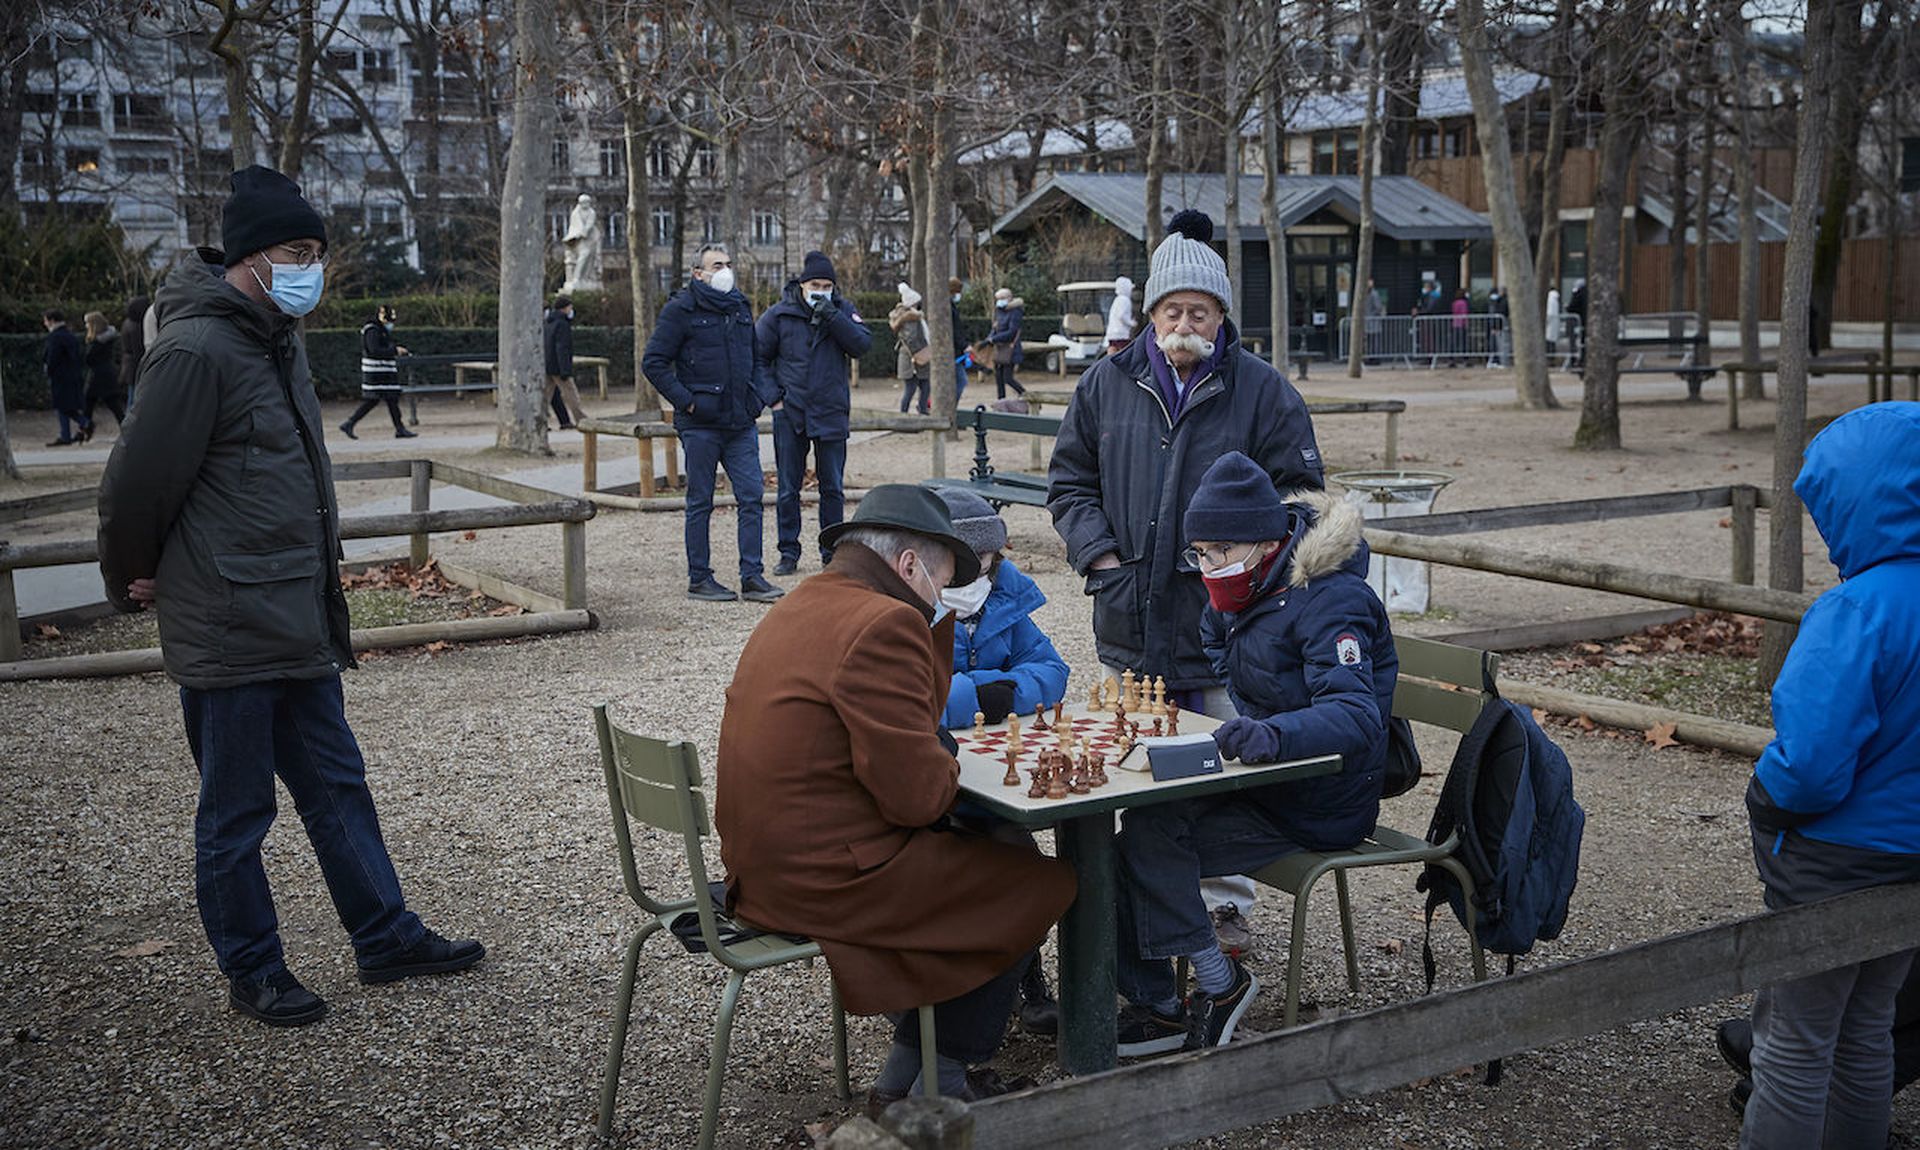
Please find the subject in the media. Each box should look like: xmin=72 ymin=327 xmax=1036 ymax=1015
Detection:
xmin=950 ymin=714 xmax=1143 ymax=770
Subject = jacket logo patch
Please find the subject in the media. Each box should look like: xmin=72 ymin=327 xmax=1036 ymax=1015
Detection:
xmin=1335 ymin=633 xmax=1362 ymax=666
xmin=1302 ymin=447 xmax=1320 ymax=464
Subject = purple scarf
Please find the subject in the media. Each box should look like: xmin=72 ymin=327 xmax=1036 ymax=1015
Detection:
xmin=1144 ymin=333 xmax=1227 ymax=421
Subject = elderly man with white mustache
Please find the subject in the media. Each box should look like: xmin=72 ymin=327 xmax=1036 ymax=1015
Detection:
xmin=1047 ymin=209 xmax=1326 ymax=959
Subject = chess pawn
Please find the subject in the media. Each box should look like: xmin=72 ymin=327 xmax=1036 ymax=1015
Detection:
xmin=1166 ymin=699 xmax=1180 ymax=736
xmin=1047 ymin=771 xmax=1069 ymax=800
xmin=1032 ymin=702 xmax=1050 ymax=732
xmin=1053 ymin=700 xmax=1065 ymax=726
xmin=1089 ymin=680 xmax=1103 ymax=711
xmin=1026 ymin=768 xmax=1046 ymax=799
xmin=974 ymin=711 xmax=986 ymax=739
xmin=1003 ymin=748 xmax=1021 ymax=786
xmin=1152 ymin=717 xmax=1164 ymax=737
xmin=1121 ymin=668 xmax=1136 ymax=707
xmin=1089 ymin=752 xmax=1107 ymax=787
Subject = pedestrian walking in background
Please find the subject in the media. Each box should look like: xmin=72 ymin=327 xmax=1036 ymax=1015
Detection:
xmin=119 ymin=296 xmax=149 ymax=409
xmin=891 ymin=282 xmax=932 ymax=416
xmin=757 ymin=249 xmax=872 ymax=577
xmin=339 ymin=304 xmax=416 ymax=440
xmin=96 ymin=164 xmax=484 ymax=1028
xmin=82 ymin=311 xmax=127 ymax=433
xmin=988 ymin=287 xmax=1026 ymax=399
xmin=544 ymin=295 xmax=587 ymax=430
xmin=1105 ymin=276 xmax=1137 ymax=354
xmin=41 ymin=309 xmax=89 ymax=446
xmin=950 ymin=276 xmax=969 ymax=402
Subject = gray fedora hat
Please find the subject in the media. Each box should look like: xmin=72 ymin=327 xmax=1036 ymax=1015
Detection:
xmin=820 ymin=484 xmax=982 ymax=586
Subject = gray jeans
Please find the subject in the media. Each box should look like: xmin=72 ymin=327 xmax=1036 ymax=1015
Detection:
xmin=1743 ymin=947 xmax=1918 ymax=1150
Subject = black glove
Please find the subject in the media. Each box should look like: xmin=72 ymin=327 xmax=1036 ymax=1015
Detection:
xmin=937 ymin=727 xmax=960 ymax=758
xmin=1213 ymin=716 xmax=1281 ymax=763
xmin=975 ymin=680 xmax=1017 ymax=725
xmin=1745 ymin=775 xmax=1815 ymax=835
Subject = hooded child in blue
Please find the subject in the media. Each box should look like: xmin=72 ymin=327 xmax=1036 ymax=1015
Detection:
xmin=1740 ymin=402 xmax=1920 ymax=1150
xmin=933 ymin=488 xmax=1069 ymax=728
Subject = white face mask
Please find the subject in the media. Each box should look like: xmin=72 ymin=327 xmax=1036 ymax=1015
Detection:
xmin=1202 ymin=559 xmax=1249 ymax=580
xmin=706 ymin=267 xmax=736 ymax=294
xmin=806 ymin=289 xmax=832 ymax=306
xmin=941 ymin=572 xmax=993 ymax=617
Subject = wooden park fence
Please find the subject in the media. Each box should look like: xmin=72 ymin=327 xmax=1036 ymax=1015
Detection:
xmin=856 ymin=881 xmax=1920 ymax=1150
xmin=0 ymin=459 xmax=596 ymax=679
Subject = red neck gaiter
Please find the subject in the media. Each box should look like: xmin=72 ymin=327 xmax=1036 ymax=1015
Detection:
xmin=1202 ymin=542 xmax=1288 ymax=614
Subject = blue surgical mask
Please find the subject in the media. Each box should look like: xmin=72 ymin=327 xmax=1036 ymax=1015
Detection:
xmin=806 ymin=290 xmax=832 ymax=306
xmin=252 ymin=260 xmax=324 ymax=317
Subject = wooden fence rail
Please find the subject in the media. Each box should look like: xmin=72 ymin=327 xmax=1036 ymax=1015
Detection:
xmin=952 ymin=882 xmax=1920 ymax=1150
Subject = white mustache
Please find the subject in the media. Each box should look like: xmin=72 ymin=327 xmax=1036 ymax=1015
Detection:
xmin=1156 ymin=330 xmax=1216 ymax=359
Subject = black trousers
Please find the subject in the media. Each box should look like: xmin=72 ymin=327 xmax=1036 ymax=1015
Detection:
xmin=347 ymin=393 xmax=405 ymax=431
xmin=995 ymin=361 xmax=1025 ymax=398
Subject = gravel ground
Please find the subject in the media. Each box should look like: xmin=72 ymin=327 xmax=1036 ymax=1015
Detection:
xmin=4 ymin=368 xmax=1912 ymax=1149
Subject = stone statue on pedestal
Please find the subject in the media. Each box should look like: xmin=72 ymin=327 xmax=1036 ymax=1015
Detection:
xmin=562 ymin=194 xmax=602 ymax=293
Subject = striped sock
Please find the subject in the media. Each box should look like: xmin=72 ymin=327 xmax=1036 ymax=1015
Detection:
xmin=1190 ymin=946 xmax=1234 ymax=996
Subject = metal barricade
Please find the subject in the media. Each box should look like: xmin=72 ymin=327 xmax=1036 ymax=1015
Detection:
xmin=1338 ymin=313 xmax=1512 ymax=368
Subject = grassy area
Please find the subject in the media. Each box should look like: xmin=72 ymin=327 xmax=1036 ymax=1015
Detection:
xmin=1501 ymin=648 xmax=1772 ymax=728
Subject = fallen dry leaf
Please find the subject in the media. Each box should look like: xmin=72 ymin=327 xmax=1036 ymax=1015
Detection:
xmin=34 ymin=623 xmax=61 ymax=639
xmin=488 ymin=604 xmax=525 ymax=617
xmin=1377 ymin=938 xmax=1404 ymax=956
xmin=1645 ymin=721 xmax=1681 ymax=750
xmin=1531 ymin=708 xmax=1550 ymax=726
xmin=1574 ymin=714 xmax=1597 ymax=732
xmin=461 ymin=530 xmax=478 ymax=542
xmin=115 ymin=938 xmax=174 ymax=958
xmin=423 ymin=641 xmax=451 ymax=653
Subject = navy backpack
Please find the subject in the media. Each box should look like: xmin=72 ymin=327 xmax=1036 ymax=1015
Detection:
xmin=1419 ymin=696 xmax=1584 ymax=961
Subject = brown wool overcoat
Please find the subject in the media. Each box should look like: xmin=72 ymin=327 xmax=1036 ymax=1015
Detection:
xmin=716 ymin=544 xmax=1077 ymax=1016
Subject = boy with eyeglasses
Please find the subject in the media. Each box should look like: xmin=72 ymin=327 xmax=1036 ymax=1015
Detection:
xmin=1112 ymin=451 xmax=1396 ymax=1056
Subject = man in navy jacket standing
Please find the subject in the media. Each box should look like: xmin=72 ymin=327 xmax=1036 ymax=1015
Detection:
xmin=642 ymin=243 xmax=783 ymax=603
xmin=756 ymin=250 xmax=872 ymax=575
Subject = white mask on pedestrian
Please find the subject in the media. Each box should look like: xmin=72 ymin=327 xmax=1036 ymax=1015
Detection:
xmin=940 ymin=572 xmax=993 ymax=617
xmin=708 ymin=267 xmax=736 ymax=294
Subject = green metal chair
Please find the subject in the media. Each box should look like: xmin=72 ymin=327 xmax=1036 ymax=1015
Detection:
xmin=593 ymin=704 xmax=938 ymax=1148
xmin=1247 ymin=635 xmax=1496 ymax=1027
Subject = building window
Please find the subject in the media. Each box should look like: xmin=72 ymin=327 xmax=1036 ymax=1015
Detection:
xmin=607 ymin=210 xmax=625 ymax=246
xmin=58 ymin=35 xmax=93 ymax=63
xmin=694 ymin=141 xmax=715 ymax=179
xmin=550 ymin=210 xmax=568 ymax=242
xmin=552 ymin=136 xmax=570 ymax=172
xmin=1310 ymin=132 xmax=1358 ymax=176
xmin=751 ymin=210 xmax=779 ymax=247
xmin=652 ymin=206 xmax=674 ymax=245
xmin=647 ymin=139 xmax=672 ymax=179
xmin=21 ymin=144 xmax=54 ymax=182
xmin=329 ymin=115 xmax=363 ymax=135
xmin=1444 ymin=126 xmax=1469 ymax=158
xmin=122 ymin=154 xmax=171 ymax=175
xmin=113 ymin=93 xmax=167 ymax=133
xmin=1903 ymin=138 xmax=1920 ymax=194
xmin=67 ymin=148 xmax=103 ymax=174
xmin=362 ymin=49 xmax=395 ymax=83
xmin=700 ymin=215 xmax=718 ymax=243
xmin=368 ymin=202 xmax=404 ymax=238
xmin=63 ymin=92 xmax=101 ymax=128
xmin=599 ymin=138 xmax=623 ymax=179
xmin=23 ymin=91 xmax=56 ymax=117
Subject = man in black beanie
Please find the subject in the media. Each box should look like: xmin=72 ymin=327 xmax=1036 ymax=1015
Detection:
xmin=98 ymin=165 xmax=484 ymax=1028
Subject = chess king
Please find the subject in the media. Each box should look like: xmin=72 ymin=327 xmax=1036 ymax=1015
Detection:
xmin=715 ymin=485 xmax=1074 ymax=1110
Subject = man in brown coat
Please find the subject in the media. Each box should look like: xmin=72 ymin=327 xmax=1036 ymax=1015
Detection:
xmin=717 ymin=485 xmax=1076 ymax=1107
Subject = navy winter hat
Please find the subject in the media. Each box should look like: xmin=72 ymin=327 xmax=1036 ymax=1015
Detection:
xmin=1184 ymin=451 xmax=1290 ymax=543
xmin=934 ymin=487 xmax=1008 ymax=557
xmin=800 ymin=250 xmax=837 ymax=284
xmin=221 ymin=165 xmax=327 ymax=267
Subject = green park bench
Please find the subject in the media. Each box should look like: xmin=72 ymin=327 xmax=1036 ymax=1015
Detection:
xmin=920 ymin=405 xmax=1059 ymax=509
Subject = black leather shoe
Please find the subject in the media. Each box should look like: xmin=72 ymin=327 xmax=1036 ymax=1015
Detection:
xmin=1716 ymin=1018 xmax=1753 ymax=1077
xmin=687 ymin=578 xmax=738 ymax=602
xmin=741 ymin=575 xmax=786 ymax=603
xmin=772 ymin=558 xmax=799 ymax=576
xmin=1729 ymin=1076 xmax=1753 ymax=1115
xmin=1018 ymin=958 xmax=1059 ymax=1036
xmin=394 ymin=427 xmax=418 ymax=439
xmin=338 ymin=420 xmax=358 ymax=439
xmin=230 ymin=968 xmax=328 ymax=1027
xmin=357 ymin=929 xmax=486 ymax=984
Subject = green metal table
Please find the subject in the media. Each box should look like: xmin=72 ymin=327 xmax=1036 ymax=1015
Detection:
xmin=953 ymin=704 xmax=1339 ymax=1074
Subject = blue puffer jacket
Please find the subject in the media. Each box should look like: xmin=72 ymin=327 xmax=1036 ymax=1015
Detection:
xmin=941 ymin=559 xmax=1070 ymax=729
xmin=1200 ymin=491 xmax=1395 ymax=851
xmin=642 ymin=279 xmax=773 ymax=431
xmin=1751 ymin=403 xmax=1920 ymax=877
xmin=755 ymin=280 xmax=873 ymax=440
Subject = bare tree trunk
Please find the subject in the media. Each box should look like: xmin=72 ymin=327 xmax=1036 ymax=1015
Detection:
xmin=1458 ymin=0 xmax=1555 ymax=408
xmin=1144 ymin=6 xmax=1168 ymax=254
xmin=1574 ymin=79 xmax=1641 ymax=450
xmin=1725 ymin=0 xmax=1763 ymax=398
xmin=622 ymin=104 xmax=657 ymax=413
xmin=922 ymin=0 xmax=959 ymax=426
xmin=1694 ymin=94 xmax=1714 ymax=364
xmin=1348 ymin=8 xmax=1384 ymax=379
xmin=1220 ymin=2 xmax=1244 ymax=329
xmin=1260 ymin=55 xmax=1290 ymax=370
xmin=1808 ymin=0 xmax=1869 ymax=355
xmin=494 ymin=0 xmax=556 ymax=453
xmin=1532 ymin=0 xmax=1574 ymax=315
xmin=205 ymin=2 xmax=259 ymax=171
xmin=908 ymin=152 xmax=929 ymax=300
xmin=0 ymin=359 xmax=19 ymax=480
xmin=1761 ymin=0 xmax=1844 ymax=683
xmin=1667 ymin=117 xmax=1691 ymax=342
xmin=278 ymin=0 xmax=317 ymax=176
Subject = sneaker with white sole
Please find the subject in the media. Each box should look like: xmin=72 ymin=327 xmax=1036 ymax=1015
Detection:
xmin=1116 ymin=1002 xmax=1188 ymax=1057
xmin=1184 ymin=958 xmax=1257 ymax=1050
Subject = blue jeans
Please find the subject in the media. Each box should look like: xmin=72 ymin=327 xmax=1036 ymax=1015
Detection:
xmin=679 ymin=424 xmax=765 ymax=584
xmin=1744 ymin=948 xmax=1918 ymax=1149
xmin=181 ymin=676 xmax=424 ymax=981
xmin=1115 ymin=796 xmax=1303 ymax=1007
xmin=771 ymin=410 xmax=846 ymax=565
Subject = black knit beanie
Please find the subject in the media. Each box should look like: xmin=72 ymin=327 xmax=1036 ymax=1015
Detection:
xmin=221 ymin=165 xmax=328 ymax=266
xmin=1183 ymin=451 xmax=1291 ymax=543
xmin=799 ymin=250 xmax=837 ymax=284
